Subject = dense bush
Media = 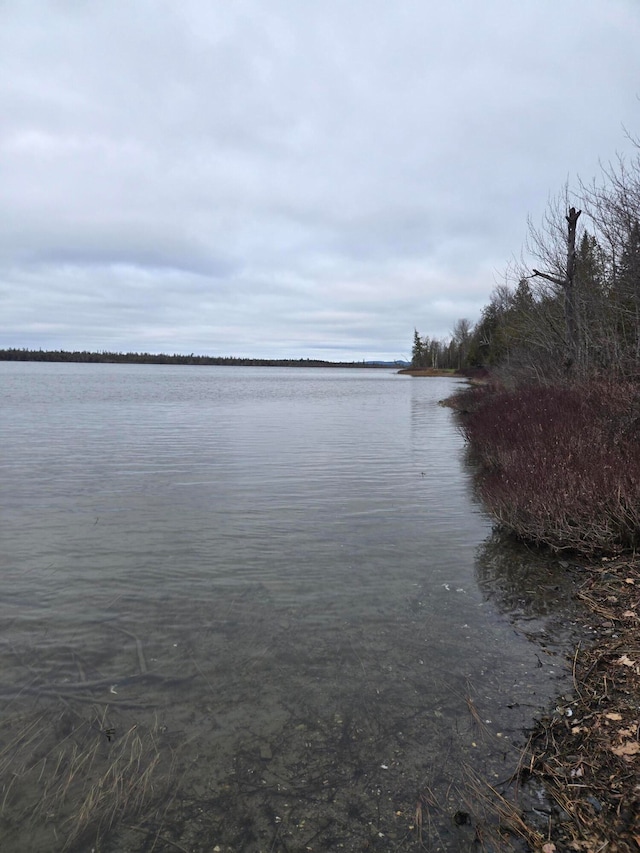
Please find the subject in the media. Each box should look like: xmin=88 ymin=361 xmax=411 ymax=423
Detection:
xmin=459 ymin=382 xmax=640 ymax=555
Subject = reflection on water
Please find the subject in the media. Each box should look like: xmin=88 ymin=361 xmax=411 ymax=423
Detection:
xmin=0 ymin=364 xmax=582 ymax=852
xmin=476 ymin=531 xmax=584 ymax=649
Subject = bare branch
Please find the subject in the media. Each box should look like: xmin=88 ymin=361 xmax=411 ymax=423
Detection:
xmin=531 ymin=269 xmax=564 ymax=287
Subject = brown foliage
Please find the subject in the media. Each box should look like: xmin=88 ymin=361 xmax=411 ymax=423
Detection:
xmin=459 ymin=382 xmax=640 ymax=555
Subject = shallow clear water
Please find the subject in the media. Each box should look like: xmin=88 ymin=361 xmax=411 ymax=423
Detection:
xmin=0 ymin=363 xmax=580 ymax=852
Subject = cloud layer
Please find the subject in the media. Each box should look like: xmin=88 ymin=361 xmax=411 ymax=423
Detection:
xmin=2 ymin=0 xmax=640 ymax=359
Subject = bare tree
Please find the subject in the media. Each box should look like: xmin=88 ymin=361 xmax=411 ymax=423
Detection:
xmin=530 ymin=206 xmax=582 ymax=371
xmin=451 ymin=318 xmax=472 ymax=369
xmin=579 ymin=139 xmax=640 ymax=376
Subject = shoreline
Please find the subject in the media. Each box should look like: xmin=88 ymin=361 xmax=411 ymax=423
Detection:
xmin=445 ymin=381 xmax=640 ymax=850
xmin=519 ymin=555 xmax=640 ymax=851
xmin=396 ymin=367 xmax=459 ymax=376
xmin=468 ymin=552 xmax=640 ymax=852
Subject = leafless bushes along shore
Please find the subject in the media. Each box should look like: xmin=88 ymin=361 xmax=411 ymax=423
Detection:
xmin=458 ymin=382 xmax=640 ymax=555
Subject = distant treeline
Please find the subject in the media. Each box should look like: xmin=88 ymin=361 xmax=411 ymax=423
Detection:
xmin=0 ymin=348 xmax=394 ymax=368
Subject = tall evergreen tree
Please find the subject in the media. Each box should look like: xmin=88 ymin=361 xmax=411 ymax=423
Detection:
xmin=411 ymin=329 xmax=425 ymax=368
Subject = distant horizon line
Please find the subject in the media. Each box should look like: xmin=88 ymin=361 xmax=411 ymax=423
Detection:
xmin=0 ymin=347 xmax=409 ymax=368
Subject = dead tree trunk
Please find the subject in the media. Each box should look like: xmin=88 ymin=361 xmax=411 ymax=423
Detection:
xmin=532 ymin=206 xmax=582 ymax=374
xmin=563 ymin=206 xmax=581 ymax=363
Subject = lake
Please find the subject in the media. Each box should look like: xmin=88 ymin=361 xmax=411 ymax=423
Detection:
xmin=0 ymin=363 xmax=581 ymax=852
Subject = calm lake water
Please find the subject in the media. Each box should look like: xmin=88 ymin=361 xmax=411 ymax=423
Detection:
xmin=0 ymin=363 xmax=581 ymax=852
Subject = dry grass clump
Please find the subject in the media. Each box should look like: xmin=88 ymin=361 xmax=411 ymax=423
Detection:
xmin=0 ymin=706 xmax=171 ymax=851
xmin=458 ymin=381 xmax=640 ymax=555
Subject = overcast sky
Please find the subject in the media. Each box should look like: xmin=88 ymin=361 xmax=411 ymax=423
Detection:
xmin=2 ymin=1 xmax=640 ymax=361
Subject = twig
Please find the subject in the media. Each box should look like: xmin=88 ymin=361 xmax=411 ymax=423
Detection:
xmin=108 ymin=625 xmax=149 ymax=674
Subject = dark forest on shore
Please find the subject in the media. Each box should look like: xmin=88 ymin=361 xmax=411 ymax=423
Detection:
xmin=0 ymin=348 xmax=403 ymax=369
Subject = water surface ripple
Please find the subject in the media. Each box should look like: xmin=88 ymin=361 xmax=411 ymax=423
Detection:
xmin=0 ymin=364 xmax=578 ymax=852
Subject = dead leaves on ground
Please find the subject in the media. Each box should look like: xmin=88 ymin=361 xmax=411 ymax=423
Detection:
xmin=615 ymin=653 xmax=639 ymax=671
xmin=527 ymin=557 xmax=640 ymax=852
xmin=573 ymin=709 xmax=640 ymax=759
xmin=610 ymin=740 xmax=640 ymax=757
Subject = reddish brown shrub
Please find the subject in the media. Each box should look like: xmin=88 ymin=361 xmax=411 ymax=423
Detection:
xmin=459 ymin=382 xmax=640 ymax=555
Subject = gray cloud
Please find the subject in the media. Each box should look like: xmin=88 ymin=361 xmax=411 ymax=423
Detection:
xmin=2 ymin=0 xmax=640 ymax=359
